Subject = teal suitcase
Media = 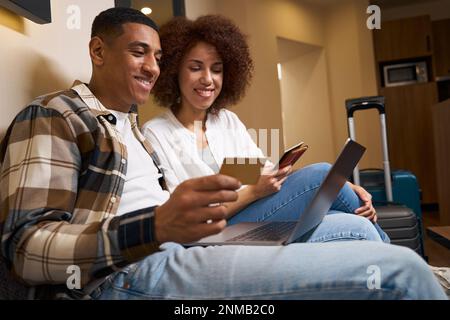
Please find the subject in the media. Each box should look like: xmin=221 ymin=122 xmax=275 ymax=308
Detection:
xmin=345 ymin=96 xmax=426 ymax=258
xmin=359 ymin=169 xmax=422 ymax=219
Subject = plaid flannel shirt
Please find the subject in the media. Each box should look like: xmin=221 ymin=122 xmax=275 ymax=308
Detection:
xmin=0 ymin=81 xmax=165 ymax=288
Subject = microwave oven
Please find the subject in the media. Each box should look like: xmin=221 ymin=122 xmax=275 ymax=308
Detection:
xmin=383 ymin=61 xmax=428 ymax=87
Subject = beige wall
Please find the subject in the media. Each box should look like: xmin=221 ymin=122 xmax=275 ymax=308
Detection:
xmin=185 ymin=0 xmax=219 ymax=18
xmin=278 ymin=38 xmax=335 ymax=168
xmin=323 ymin=0 xmax=382 ymax=168
xmin=0 ymin=0 xmax=114 ymax=139
xmin=185 ymin=0 xmax=382 ymax=167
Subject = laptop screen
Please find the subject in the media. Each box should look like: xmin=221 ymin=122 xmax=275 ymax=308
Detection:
xmin=285 ymin=139 xmax=366 ymax=244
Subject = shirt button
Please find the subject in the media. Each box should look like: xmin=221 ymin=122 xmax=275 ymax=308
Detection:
xmin=121 ymin=159 xmax=126 ymax=164
xmin=110 ymin=197 xmax=117 ymax=203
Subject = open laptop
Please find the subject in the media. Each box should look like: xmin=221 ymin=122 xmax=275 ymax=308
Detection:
xmin=185 ymin=139 xmax=366 ymax=247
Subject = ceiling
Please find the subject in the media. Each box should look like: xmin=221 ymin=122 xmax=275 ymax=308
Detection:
xmin=131 ymin=0 xmax=174 ymax=26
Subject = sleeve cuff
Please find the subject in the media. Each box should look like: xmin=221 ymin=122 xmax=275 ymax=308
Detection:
xmin=115 ymin=206 xmax=161 ymax=263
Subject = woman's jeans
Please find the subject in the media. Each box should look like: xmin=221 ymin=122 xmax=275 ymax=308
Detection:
xmin=229 ymin=162 xmax=390 ymax=243
xmin=92 ymin=164 xmax=447 ymax=300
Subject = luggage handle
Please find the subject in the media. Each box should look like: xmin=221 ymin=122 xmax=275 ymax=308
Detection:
xmin=345 ymin=96 xmax=393 ymax=202
xmin=345 ymin=96 xmax=385 ymax=118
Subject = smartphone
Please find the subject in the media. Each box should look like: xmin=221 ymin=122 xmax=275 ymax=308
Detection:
xmin=277 ymin=142 xmax=308 ymax=170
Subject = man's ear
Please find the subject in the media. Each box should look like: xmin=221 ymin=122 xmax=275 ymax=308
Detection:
xmin=89 ymin=36 xmax=105 ymax=66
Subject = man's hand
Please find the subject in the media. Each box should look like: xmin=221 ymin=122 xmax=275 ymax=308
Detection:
xmin=348 ymin=182 xmax=377 ymax=223
xmin=154 ymin=175 xmax=241 ymax=244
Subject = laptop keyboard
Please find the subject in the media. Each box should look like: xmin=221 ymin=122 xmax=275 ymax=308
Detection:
xmin=227 ymin=222 xmax=296 ymax=242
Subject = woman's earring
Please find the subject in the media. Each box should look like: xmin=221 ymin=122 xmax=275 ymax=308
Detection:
xmin=175 ymin=96 xmax=181 ymax=104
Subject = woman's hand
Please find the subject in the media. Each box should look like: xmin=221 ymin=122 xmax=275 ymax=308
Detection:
xmin=250 ymin=165 xmax=292 ymax=199
xmin=348 ymin=182 xmax=377 ymax=223
xmin=222 ymin=165 xmax=292 ymax=219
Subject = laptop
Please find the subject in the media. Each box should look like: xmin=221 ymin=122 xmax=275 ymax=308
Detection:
xmin=184 ymin=139 xmax=366 ymax=247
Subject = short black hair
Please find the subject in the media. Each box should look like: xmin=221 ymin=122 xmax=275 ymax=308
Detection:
xmin=91 ymin=7 xmax=159 ymax=41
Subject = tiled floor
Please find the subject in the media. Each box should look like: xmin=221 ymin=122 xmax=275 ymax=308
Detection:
xmin=422 ymin=210 xmax=450 ymax=267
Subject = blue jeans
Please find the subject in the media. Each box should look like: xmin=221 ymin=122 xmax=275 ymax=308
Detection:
xmin=92 ymin=164 xmax=446 ymax=300
xmin=93 ymin=241 xmax=446 ymax=299
xmin=229 ymin=163 xmax=390 ymax=243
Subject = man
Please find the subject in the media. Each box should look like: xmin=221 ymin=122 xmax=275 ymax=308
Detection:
xmin=0 ymin=7 xmax=445 ymax=300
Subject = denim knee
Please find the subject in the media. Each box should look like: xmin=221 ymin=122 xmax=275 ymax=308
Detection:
xmin=307 ymin=213 xmax=383 ymax=243
xmin=300 ymin=162 xmax=332 ymax=183
xmin=326 ymin=213 xmax=383 ymax=242
xmin=304 ymin=162 xmax=332 ymax=174
xmin=380 ymin=245 xmax=447 ymax=299
xmin=352 ymin=215 xmax=383 ymax=241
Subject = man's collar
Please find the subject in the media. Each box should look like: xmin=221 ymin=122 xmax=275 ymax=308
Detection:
xmin=70 ymin=80 xmax=138 ymax=115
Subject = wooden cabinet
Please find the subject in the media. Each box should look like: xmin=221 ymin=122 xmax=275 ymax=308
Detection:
xmin=380 ymin=82 xmax=438 ymax=204
xmin=432 ymin=99 xmax=450 ymax=224
xmin=373 ymin=15 xmax=433 ymax=62
xmin=432 ymin=19 xmax=450 ymax=78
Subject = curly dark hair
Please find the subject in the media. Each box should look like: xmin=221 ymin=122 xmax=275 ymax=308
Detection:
xmin=152 ymin=15 xmax=254 ymax=113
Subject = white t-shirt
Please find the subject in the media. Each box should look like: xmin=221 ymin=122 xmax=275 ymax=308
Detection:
xmin=142 ymin=108 xmax=267 ymax=192
xmin=110 ymin=110 xmax=170 ymax=216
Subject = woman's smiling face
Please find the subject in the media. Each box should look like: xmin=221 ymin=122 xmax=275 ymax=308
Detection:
xmin=178 ymin=41 xmax=223 ymax=112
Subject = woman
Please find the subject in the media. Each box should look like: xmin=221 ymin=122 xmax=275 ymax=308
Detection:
xmin=143 ymin=15 xmax=389 ymax=242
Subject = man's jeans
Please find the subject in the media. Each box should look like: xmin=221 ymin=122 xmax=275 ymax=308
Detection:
xmin=93 ymin=240 xmax=446 ymax=299
xmin=92 ymin=164 xmax=447 ymax=299
xmin=230 ymin=162 xmax=390 ymax=242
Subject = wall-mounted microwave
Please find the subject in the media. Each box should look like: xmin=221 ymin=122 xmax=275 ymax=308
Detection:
xmin=383 ymin=61 xmax=428 ymax=87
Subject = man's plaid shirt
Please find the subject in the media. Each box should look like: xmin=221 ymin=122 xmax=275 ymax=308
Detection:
xmin=0 ymin=81 xmax=164 ymax=287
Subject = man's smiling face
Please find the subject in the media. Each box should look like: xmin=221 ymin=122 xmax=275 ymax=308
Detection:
xmin=101 ymin=22 xmax=162 ymax=109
